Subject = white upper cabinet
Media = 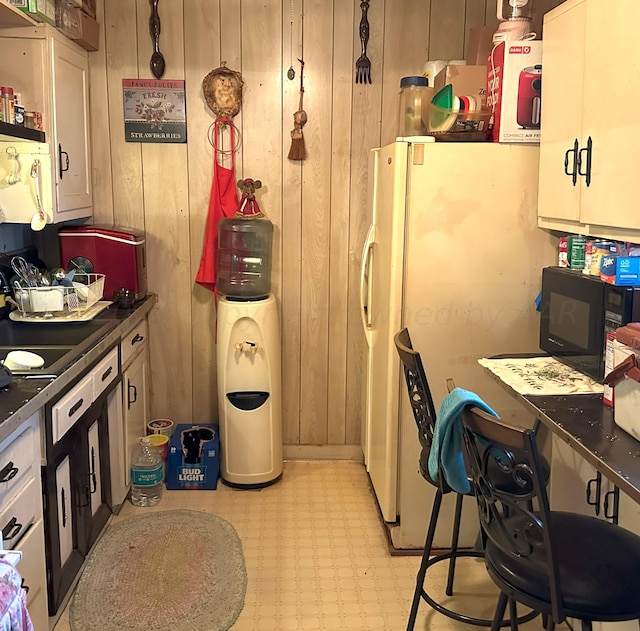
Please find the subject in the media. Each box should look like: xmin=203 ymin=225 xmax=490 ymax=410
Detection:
xmin=538 ymin=0 xmax=640 ymax=240
xmin=0 ymin=24 xmax=92 ymax=223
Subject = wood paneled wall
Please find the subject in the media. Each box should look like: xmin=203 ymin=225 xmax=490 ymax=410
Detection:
xmin=89 ymin=0 xmax=561 ymax=455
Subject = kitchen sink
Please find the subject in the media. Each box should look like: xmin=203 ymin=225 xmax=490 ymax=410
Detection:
xmin=0 ymin=318 xmax=109 ymax=347
xmin=0 ymin=318 xmax=114 ymax=376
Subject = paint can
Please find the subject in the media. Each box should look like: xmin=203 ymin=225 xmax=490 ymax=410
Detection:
xmin=147 ymin=419 xmax=175 ymax=437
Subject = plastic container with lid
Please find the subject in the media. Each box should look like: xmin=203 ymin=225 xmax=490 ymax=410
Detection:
xmin=217 ymin=217 xmax=274 ymax=299
xmin=397 ymin=76 xmax=434 ymax=138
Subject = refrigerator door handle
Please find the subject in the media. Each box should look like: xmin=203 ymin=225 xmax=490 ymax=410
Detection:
xmin=359 ymin=224 xmax=375 ymax=337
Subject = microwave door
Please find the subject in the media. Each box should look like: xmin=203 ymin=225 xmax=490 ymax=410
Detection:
xmin=540 ymin=267 xmax=605 ymax=381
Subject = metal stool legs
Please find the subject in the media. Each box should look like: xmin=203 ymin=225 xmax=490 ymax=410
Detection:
xmin=406 ymin=489 xmax=540 ymax=629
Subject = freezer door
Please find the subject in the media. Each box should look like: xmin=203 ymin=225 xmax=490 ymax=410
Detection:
xmin=361 ymin=141 xmax=409 ymax=523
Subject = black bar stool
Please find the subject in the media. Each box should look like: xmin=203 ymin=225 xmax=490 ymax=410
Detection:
xmin=394 ymin=328 xmax=541 ymax=629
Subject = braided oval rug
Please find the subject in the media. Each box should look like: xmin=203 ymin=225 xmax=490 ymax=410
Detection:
xmin=70 ymin=509 xmax=246 ymax=631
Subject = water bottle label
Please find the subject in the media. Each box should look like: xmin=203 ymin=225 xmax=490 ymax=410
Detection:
xmin=131 ymin=464 xmax=163 ymax=486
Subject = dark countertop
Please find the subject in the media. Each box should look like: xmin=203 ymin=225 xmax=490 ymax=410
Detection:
xmin=0 ymin=295 xmax=156 ymax=444
xmin=522 ymin=393 xmax=640 ymax=504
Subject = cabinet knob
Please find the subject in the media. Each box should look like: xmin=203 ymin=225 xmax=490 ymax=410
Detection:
xmin=0 ymin=461 xmax=18 ymax=483
xmin=603 ymin=486 xmax=619 ymax=523
xmin=58 ymin=144 xmax=70 ymax=179
xmin=1 ymin=517 xmax=21 ymax=541
xmin=586 ymin=472 xmax=602 ymax=515
xmin=564 ymin=139 xmax=579 ymax=186
xmin=128 ymin=382 xmax=138 ymax=408
xmin=578 ymin=136 xmax=593 ymax=187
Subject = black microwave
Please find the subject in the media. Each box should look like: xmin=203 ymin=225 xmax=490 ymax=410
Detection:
xmin=539 ymin=266 xmax=640 ymax=382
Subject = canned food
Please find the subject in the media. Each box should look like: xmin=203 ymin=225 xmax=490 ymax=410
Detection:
xmin=147 ymin=418 xmax=174 ymax=437
xmin=568 ymin=235 xmax=586 ymax=270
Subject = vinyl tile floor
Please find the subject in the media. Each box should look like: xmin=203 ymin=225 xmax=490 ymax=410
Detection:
xmin=53 ymin=460 xmax=566 ymax=631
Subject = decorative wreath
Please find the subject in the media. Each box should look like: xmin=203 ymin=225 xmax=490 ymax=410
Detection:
xmin=202 ymin=65 xmax=244 ymax=118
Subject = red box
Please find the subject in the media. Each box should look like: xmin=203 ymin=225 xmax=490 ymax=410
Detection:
xmin=487 ymin=41 xmax=542 ymax=143
xmin=58 ymin=225 xmax=147 ymax=301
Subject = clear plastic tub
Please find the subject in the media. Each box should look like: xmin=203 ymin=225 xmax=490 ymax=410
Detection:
xmin=217 ymin=218 xmax=274 ymax=299
xmin=397 ymin=76 xmax=434 ymax=138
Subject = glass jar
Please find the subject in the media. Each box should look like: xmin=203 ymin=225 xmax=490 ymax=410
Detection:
xmin=0 ymin=86 xmax=14 ymax=124
xmin=397 ymin=76 xmax=434 ymax=138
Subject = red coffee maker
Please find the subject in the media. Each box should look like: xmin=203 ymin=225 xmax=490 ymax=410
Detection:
xmin=58 ymin=225 xmax=147 ymax=301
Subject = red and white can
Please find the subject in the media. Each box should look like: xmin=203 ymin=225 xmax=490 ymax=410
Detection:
xmin=558 ymin=237 xmax=568 ymax=267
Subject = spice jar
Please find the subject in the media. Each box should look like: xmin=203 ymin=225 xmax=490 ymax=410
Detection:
xmin=397 ymin=76 xmax=434 ymax=138
xmin=0 ymin=86 xmax=14 ymax=124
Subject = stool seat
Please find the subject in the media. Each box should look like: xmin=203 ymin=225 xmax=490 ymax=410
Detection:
xmin=461 ymin=404 xmax=640 ymax=631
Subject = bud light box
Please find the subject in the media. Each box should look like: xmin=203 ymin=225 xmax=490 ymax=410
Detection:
xmin=166 ymin=424 xmax=220 ymax=490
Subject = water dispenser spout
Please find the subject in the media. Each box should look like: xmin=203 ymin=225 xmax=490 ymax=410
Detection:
xmin=234 ymin=341 xmax=258 ymax=354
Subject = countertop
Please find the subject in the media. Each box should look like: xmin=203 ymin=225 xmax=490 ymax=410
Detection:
xmin=522 ymin=393 xmax=640 ymax=504
xmin=0 ymin=295 xmax=156 ymax=444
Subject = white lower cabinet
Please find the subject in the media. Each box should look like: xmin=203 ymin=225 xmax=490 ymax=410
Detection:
xmin=550 ymin=435 xmax=640 ymax=631
xmin=0 ymin=412 xmax=48 ymax=630
xmin=121 ymin=319 xmax=149 ymax=491
xmin=18 ymin=519 xmax=48 ymax=631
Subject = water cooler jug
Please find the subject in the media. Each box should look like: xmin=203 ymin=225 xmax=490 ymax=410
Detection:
xmin=216 ymin=217 xmax=283 ymax=487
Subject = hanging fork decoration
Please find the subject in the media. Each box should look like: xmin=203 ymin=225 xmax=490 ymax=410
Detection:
xmin=355 ymin=0 xmax=371 ymax=84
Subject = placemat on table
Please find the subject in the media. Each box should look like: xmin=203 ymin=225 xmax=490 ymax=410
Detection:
xmin=478 ymin=356 xmax=604 ymax=395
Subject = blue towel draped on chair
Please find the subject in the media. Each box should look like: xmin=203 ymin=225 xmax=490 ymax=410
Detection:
xmin=428 ymin=387 xmax=497 ymax=493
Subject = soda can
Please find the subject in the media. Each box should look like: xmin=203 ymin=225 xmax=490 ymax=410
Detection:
xmin=568 ymin=235 xmax=586 ymax=270
xmin=558 ymin=237 xmax=568 ymax=267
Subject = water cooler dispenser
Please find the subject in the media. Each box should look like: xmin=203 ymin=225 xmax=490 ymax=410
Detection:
xmin=216 ymin=217 xmax=283 ymax=487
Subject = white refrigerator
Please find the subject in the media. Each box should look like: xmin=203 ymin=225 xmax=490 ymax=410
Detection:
xmin=360 ymin=138 xmax=557 ymax=550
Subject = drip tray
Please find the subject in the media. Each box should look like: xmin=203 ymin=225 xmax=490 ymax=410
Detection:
xmin=0 ymin=347 xmax=75 ymax=377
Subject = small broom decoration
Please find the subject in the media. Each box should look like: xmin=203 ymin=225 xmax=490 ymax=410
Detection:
xmin=288 ymin=58 xmax=307 ymax=161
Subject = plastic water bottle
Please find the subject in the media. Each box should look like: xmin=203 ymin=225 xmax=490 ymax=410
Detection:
xmin=130 ymin=436 xmax=163 ymax=506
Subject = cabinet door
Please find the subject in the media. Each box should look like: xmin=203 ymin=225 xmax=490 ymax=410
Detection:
xmin=77 ymin=401 xmax=111 ymax=555
xmin=579 ymin=0 xmax=640 ymax=231
xmin=537 ymin=0 xmax=586 ymax=225
xmin=124 ymin=348 xmax=149 ymax=487
xmin=44 ymin=435 xmax=84 ymax=616
xmin=19 ymin=519 xmax=48 ymax=631
xmin=549 ymin=435 xmax=614 ymax=519
xmin=50 ymin=35 xmax=91 ymax=216
xmin=86 ymin=419 xmax=102 ymax=518
xmin=107 ymin=383 xmax=127 ymax=508
xmin=54 ymin=455 xmax=73 ymax=570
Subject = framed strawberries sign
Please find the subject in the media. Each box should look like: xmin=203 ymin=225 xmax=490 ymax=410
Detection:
xmin=122 ymin=79 xmax=187 ymax=143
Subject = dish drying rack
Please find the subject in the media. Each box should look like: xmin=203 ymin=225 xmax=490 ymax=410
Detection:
xmin=15 ymin=274 xmax=105 ymax=316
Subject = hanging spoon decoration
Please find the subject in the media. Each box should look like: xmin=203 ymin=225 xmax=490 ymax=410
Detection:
xmin=149 ymin=0 xmax=165 ymax=79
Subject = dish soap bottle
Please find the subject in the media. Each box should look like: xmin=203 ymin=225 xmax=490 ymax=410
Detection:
xmin=130 ymin=436 xmax=163 ymax=506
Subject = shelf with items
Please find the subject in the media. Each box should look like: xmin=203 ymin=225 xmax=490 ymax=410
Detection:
xmin=0 ymin=0 xmax=37 ymax=27
xmin=0 ymin=120 xmax=44 ymax=142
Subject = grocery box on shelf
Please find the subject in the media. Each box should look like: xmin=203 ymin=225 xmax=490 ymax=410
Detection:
xmin=56 ymin=2 xmax=98 ymax=51
xmin=10 ymin=0 xmax=55 ymax=25
xmin=600 ymin=255 xmax=640 ymax=286
xmin=61 ymin=0 xmax=95 ymax=17
xmin=433 ymin=64 xmax=487 ymax=105
xmin=487 ymin=41 xmax=542 ymax=143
